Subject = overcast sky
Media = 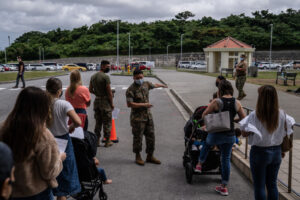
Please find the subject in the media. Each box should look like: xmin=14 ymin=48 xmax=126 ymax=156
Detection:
xmin=0 ymin=0 xmax=299 ymax=50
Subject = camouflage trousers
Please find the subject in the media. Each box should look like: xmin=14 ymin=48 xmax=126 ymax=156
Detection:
xmin=131 ymin=119 xmax=155 ymax=154
xmin=94 ymin=108 xmax=112 ymax=140
xmin=236 ymin=75 xmax=247 ymax=98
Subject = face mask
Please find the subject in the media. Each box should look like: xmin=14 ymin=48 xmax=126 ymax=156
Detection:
xmin=240 ymin=58 xmax=244 ymax=61
xmin=135 ymin=79 xmax=144 ymax=85
xmin=104 ymin=68 xmax=110 ymax=73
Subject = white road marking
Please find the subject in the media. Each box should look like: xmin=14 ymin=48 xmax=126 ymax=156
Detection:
xmin=9 ymin=88 xmax=21 ymax=91
xmin=122 ymin=87 xmax=128 ymax=90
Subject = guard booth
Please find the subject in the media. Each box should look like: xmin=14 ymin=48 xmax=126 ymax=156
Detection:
xmin=203 ymin=37 xmax=255 ymax=73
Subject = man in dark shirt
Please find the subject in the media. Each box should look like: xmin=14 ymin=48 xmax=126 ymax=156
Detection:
xmin=13 ymin=56 xmax=25 ymax=88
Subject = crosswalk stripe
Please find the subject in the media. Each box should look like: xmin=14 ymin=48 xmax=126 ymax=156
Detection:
xmin=0 ymin=88 xmax=5 ymax=90
xmin=122 ymin=87 xmax=128 ymax=90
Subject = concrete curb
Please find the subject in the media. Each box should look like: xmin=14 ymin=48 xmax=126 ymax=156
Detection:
xmin=0 ymin=73 xmax=68 ymax=85
xmin=157 ymin=75 xmax=297 ymax=200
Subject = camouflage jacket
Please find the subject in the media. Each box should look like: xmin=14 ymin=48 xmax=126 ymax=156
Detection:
xmin=126 ymin=81 xmax=155 ymax=122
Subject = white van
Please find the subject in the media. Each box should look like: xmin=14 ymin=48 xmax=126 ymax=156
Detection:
xmin=139 ymin=61 xmax=155 ymax=68
xmin=178 ymin=61 xmax=194 ymax=68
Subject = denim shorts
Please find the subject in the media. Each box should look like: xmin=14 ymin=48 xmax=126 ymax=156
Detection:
xmin=53 ymin=134 xmax=81 ymax=197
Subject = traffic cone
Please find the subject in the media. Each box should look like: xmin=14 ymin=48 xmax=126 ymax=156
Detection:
xmin=102 ymin=119 xmax=119 ymax=143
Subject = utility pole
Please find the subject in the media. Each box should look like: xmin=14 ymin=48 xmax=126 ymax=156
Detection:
xmin=128 ymin=32 xmax=131 ymax=64
xmin=8 ymin=36 xmax=10 ymax=46
xmin=131 ymin=46 xmax=133 ymax=60
xmin=180 ymin=34 xmax=184 ymax=61
xmin=4 ymin=48 xmax=7 ymax=64
xmin=39 ymin=47 xmax=41 ymax=63
xmin=269 ymin=24 xmax=273 ymax=69
xmin=117 ymin=20 xmax=119 ymax=67
xmin=149 ymin=47 xmax=151 ymax=61
xmin=42 ymin=48 xmax=44 ymax=61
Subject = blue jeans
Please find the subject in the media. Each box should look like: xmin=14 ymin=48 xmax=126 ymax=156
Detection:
xmin=12 ymin=188 xmax=53 ymax=200
xmin=97 ymin=168 xmax=107 ymax=182
xmin=15 ymin=73 xmax=25 ymax=87
xmin=199 ymin=142 xmax=233 ymax=185
xmin=250 ymin=145 xmax=282 ymax=200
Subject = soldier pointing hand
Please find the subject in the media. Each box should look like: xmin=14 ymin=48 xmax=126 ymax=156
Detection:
xmin=126 ymin=69 xmax=167 ymax=166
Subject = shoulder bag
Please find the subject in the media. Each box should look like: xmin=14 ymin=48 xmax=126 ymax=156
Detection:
xmin=204 ymin=99 xmax=231 ymax=133
xmin=281 ymin=112 xmax=293 ymax=153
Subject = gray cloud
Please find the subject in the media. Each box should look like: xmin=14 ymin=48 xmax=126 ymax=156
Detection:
xmin=0 ymin=0 xmax=299 ymax=50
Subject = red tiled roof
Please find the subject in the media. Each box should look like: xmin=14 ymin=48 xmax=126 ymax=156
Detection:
xmin=207 ymin=37 xmax=252 ymax=48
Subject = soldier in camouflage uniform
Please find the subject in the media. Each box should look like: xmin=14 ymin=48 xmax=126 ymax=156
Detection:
xmin=235 ymin=54 xmax=248 ymax=100
xmin=126 ymin=69 xmax=168 ymax=166
xmin=89 ymin=60 xmax=114 ymax=147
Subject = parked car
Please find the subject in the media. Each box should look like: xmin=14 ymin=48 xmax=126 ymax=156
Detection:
xmin=293 ymin=60 xmax=300 ymax=70
xmin=62 ymin=64 xmax=87 ymax=72
xmin=191 ymin=61 xmax=206 ymax=70
xmin=25 ymin=64 xmax=35 ymax=71
xmin=57 ymin=63 xmax=63 ymax=70
xmin=258 ymin=62 xmax=282 ymax=70
xmin=30 ymin=64 xmax=55 ymax=71
xmin=282 ymin=61 xmax=293 ymax=70
xmin=7 ymin=64 xmax=18 ymax=71
xmin=178 ymin=61 xmax=194 ymax=68
xmin=87 ymin=63 xmax=96 ymax=71
xmin=75 ymin=63 xmax=88 ymax=70
xmin=0 ymin=65 xmax=4 ymax=72
xmin=139 ymin=61 xmax=155 ymax=69
xmin=1 ymin=64 xmax=10 ymax=71
xmin=42 ymin=62 xmax=57 ymax=70
xmin=96 ymin=63 xmax=101 ymax=71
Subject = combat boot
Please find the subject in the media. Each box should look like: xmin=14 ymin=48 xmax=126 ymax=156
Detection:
xmin=104 ymin=140 xmax=113 ymax=147
xmin=146 ymin=154 xmax=161 ymax=164
xmin=135 ymin=153 xmax=145 ymax=166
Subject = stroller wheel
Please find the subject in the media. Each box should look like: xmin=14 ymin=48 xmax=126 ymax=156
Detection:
xmin=99 ymin=191 xmax=108 ymax=200
xmin=185 ymin=162 xmax=193 ymax=184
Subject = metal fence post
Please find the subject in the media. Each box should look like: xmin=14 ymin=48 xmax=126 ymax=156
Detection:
xmin=288 ymin=133 xmax=293 ymax=193
xmin=245 ymin=109 xmax=250 ymax=159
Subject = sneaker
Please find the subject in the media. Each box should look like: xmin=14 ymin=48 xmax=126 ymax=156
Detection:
xmin=215 ymin=185 xmax=229 ymax=196
xmin=194 ymin=164 xmax=202 ymax=173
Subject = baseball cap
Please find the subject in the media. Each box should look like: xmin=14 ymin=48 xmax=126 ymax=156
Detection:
xmin=0 ymin=142 xmax=14 ymax=186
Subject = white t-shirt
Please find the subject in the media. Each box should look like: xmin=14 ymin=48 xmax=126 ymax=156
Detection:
xmin=49 ymin=99 xmax=74 ymax=137
xmin=244 ymin=110 xmax=294 ymax=147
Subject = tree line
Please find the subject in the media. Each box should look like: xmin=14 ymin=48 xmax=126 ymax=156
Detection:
xmin=1 ymin=9 xmax=300 ymax=62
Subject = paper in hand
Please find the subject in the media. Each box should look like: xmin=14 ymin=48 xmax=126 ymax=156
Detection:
xmin=112 ymin=108 xmax=120 ymax=119
xmin=55 ymin=138 xmax=68 ymax=153
xmin=70 ymin=127 xmax=84 ymax=139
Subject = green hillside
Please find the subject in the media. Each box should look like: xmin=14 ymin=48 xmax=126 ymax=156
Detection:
xmin=1 ymin=9 xmax=300 ymax=62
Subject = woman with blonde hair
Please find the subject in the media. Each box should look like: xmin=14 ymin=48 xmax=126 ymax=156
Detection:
xmin=46 ymin=78 xmax=82 ymax=200
xmin=65 ymin=70 xmax=91 ymax=131
xmin=241 ymin=85 xmax=294 ymax=200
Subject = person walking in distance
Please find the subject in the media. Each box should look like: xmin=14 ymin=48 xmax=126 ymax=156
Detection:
xmin=89 ymin=60 xmax=114 ymax=147
xmin=13 ymin=56 xmax=25 ymax=89
xmin=126 ymin=69 xmax=168 ymax=166
xmin=235 ymin=54 xmax=248 ymax=100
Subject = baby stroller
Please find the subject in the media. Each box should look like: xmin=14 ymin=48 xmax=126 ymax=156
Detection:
xmin=71 ymin=131 xmax=108 ymax=200
xmin=183 ymin=106 xmax=221 ymax=184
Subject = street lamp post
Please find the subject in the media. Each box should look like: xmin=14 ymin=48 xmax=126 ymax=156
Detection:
xmin=269 ymin=24 xmax=273 ymax=69
xmin=180 ymin=34 xmax=184 ymax=61
xmin=4 ymin=48 xmax=7 ymax=64
xmin=39 ymin=47 xmax=41 ymax=63
xmin=128 ymin=32 xmax=131 ymax=64
xmin=149 ymin=47 xmax=151 ymax=61
xmin=8 ymin=36 xmax=10 ymax=46
xmin=117 ymin=20 xmax=119 ymax=67
xmin=42 ymin=48 xmax=44 ymax=61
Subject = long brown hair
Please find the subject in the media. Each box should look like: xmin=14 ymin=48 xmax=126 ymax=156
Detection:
xmin=69 ymin=70 xmax=82 ymax=97
xmin=0 ymin=87 xmax=50 ymax=162
xmin=46 ymin=77 xmax=62 ymax=126
xmin=218 ymin=80 xmax=234 ymax=97
xmin=256 ymin=85 xmax=279 ymax=133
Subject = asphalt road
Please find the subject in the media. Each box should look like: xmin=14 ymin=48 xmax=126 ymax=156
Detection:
xmin=0 ymin=71 xmax=254 ymax=200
